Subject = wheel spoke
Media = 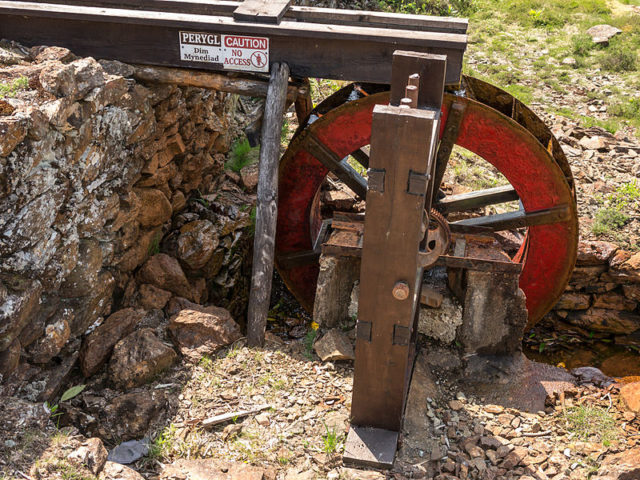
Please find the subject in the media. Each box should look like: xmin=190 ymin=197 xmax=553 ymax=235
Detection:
xmin=306 ymin=134 xmax=368 ymax=199
xmin=436 ymin=184 xmax=519 ymax=214
xmin=350 ymin=146 xmax=370 ymax=169
xmin=449 ymin=204 xmax=571 ymax=233
xmin=431 ymin=101 xmax=466 ymax=204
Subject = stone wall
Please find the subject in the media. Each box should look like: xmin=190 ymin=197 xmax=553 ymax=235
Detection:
xmin=551 ymin=241 xmax=640 ymax=342
xmin=0 ymin=43 xmax=254 ymax=400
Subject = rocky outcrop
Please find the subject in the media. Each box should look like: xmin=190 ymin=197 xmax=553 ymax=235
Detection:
xmin=0 ymin=43 xmax=254 ymax=397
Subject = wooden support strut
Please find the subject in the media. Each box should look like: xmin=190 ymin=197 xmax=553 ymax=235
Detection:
xmin=246 ymin=62 xmax=290 ymax=347
xmin=344 ymin=51 xmax=446 ymax=470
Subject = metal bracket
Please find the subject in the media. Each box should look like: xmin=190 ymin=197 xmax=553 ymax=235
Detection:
xmin=407 ymin=170 xmax=429 ymax=196
xmin=367 ymin=169 xmax=386 ymax=193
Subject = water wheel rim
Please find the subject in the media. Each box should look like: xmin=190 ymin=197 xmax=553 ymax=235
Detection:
xmin=276 ymin=83 xmax=577 ymax=328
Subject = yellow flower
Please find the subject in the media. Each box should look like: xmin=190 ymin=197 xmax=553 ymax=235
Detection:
xmin=310 ymin=321 xmax=319 ymax=331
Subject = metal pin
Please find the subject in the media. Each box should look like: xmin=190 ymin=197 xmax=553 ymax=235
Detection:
xmin=405 ymin=85 xmax=418 ymax=108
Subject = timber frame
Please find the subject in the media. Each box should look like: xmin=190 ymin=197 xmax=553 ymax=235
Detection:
xmin=0 ymin=1 xmax=467 ymax=85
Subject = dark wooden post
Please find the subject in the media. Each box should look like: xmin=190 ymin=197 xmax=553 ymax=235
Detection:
xmin=247 ymin=62 xmax=290 ymax=347
xmin=344 ymin=52 xmax=446 ymax=469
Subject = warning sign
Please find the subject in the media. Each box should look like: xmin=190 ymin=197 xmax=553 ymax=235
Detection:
xmin=179 ymin=31 xmax=269 ymax=73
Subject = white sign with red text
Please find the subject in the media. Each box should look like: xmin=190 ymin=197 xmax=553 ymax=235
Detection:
xmin=179 ymin=31 xmax=269 ymax=73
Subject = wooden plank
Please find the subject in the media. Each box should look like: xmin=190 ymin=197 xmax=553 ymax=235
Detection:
xmin=351 ymin=104 xmax=439 ymax=432
xmin=0 ymin=2 xmax=467 ymax=84
xmin=246 ymin=62 xmax=290 ymax=348
xmin=448 ymin=204 xmax=571 ymax=233
xmin=202 ymin=404 xmax=270 ymax=427
xmin=294 ymin=77 xmax=313 ymax=124
xmin=132 ymin=64 xmax=302 ymax=100
xmin=233 ymin=0 xmax=291 ymax=24
xmin=289 ymin=7 xmax=468 ymax=34
xmin=431 ymin=101 xmax=465 ymax=204
xmin=436 ymin=184 xmax=519 ymax=214
xmin=436 ymin=255 xmax=523 ymax=273
xmin=12 ymin=0 xmax=468 ymax=34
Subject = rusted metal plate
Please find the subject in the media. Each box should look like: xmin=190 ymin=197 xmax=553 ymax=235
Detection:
xmin=343 ymin=426 xmax=398 ymax=469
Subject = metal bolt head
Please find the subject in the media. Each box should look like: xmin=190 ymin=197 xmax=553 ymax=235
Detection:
xmin=392 ymin=281 xmax=410 ymax=300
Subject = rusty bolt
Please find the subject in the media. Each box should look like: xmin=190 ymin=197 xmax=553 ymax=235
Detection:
xmin=392 ymin=281 xmax=410 ymax=301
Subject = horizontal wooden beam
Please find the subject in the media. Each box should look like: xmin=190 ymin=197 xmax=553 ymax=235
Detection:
xmin=448 ymin=204 xmax=571 ymax=233
xmin=11 ymin=0 xmax=468 ymax=33
xmin=132 ymin=64 xmax=303 ymax=99
xmin=0 ymin=1 xmax=467 ymax=84
xmin=436 ymin=184 xmax=519 ymax=214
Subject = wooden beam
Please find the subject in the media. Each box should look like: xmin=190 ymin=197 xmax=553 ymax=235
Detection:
xmin=233 ymin=0 xmax=291 ymax=24
xmin=16 ymin=0 xmax=469 ymax=34
xmin=350 ymin=147 xmax=370 ymax=169
xmin=246 ymin=62 xmax=290 ymax=348
xmin=294 ymin=77 xmax=313 ymax=124
xmin=436 ymin=184 xmax=519 ymax=214
xmin=431 ymin=101 xmax=465 ymax=204
xmin=0 ymin=2 xmax=467 ymax=84
xmin=132 ymin=64 xmax=302 ymax=100
xmin=449 ymin=204 xmax=571 ymax=233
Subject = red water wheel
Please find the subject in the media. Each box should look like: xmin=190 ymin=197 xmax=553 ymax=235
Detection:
xmin=275 ymin=77 xmax=578 ymax=328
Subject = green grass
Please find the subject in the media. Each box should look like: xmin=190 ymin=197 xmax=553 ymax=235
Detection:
xmin=225 ymin=138 xmax=259 ymax=173
xmin=564 ymin=405 xmax=618 ymax=446
xmin=303 ymin=327 xmax=318 ymax=360
xmin=0 ymin=76 xmax=28 ymax=98
xmin=321 ymin=421 xmax=345 ymax=454
xmin=378 ymin=0 xmax=475 ymax=15
xmin=592 ymin=181 xmax=639 ymax=236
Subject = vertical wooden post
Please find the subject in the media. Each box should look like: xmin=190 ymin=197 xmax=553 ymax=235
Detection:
xmin=344 ymin=52 xmax=446 ymax=469
xmin=247 ymin=62 xmax=291 ymax=347
xmin=294 ymin=77 xmax=313 ymax=124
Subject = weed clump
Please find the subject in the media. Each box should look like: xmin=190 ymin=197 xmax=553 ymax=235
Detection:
xmin=592 ymin=181 xmax=639 ymax=236
xmin=0 ymin=76 xmax=28 ymax=98
xmin=225 ymin=138 xmax=259 ymax=173
xmin=564 ymin=405 xmax=618 ymax=446
xmin=571 ymin=34 xmax=595 ymax=57
xmin=601 ymin=40 xmax=638 ymax=72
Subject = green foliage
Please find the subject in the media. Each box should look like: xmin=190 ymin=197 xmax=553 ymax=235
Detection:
xmin=321 ymin=421 xmax=345 ymax=454
xmin=571 ymin=34 xmax=595 ymax=57
xmin=378 ymin=0 xmax=475 ymax=16
xmin=148 ymin=232 xmax=162 ymax=256
xmin=564 ymin=405 xmax=618 ymax=445
xmin=592 ymin=181 xmax=639 ymax=236
xmin=303 ymin=327 xmax=318 ymax=360
xmin=225 ymin=138 xmax=259 ymax=173
xmin=60 ymin=384 xmax=86 ymax=403
xmin=0 ymin=76 xmax=28 ymax=98
xmin=149 ymin=424 xmax=178 ymax=460
xmin=247 ymin=206 xmax=257 ymax=236
xmin=609 ymin=97 xmax=640 ymax=120
xmin=600 ymin=40 xmax=638 ymax=72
